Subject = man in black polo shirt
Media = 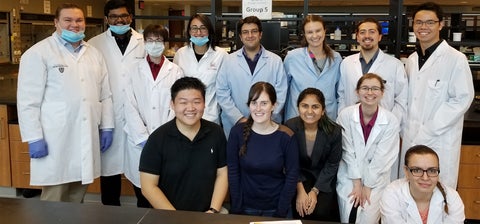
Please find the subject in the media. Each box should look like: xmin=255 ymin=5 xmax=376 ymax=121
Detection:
xmin=139 ymin=77 xmax=227 ymax=213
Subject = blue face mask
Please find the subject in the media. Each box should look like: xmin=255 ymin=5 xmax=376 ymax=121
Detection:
xmin=190 ymin=36 xmax=209 ymax=47
xmin=109 ymin=24 xmax=131 ymax=35
xmin=60 ymin=29 xmax=85 ymax=43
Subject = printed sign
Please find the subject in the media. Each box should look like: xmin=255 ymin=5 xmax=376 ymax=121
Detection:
xmin=242 ymin=0 xmax=272 ymax=20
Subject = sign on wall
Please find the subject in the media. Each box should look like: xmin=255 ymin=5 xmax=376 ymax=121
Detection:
xmin=242 ymin=0 xmax=272 ymax=20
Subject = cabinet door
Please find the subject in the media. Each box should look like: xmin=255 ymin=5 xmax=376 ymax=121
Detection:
xmin=0 ymin=105 xmax=11 ymax=186
xmin=458 ymin=188 xmax=480 ymax=220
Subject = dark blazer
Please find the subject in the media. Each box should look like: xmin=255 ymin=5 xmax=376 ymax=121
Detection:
xmin=285 ymin=116 xmax=342 ymax=193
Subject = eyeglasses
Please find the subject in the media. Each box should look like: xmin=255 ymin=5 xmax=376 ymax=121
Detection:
xmin=108 ymin=14 xmax=130 ymax=21
xmin=190 ymin=26 xmax=208 ymax=33
xmin=145 ymin=38 xmax=164 ymax=43
xmin=241 ymin=29 xmax=260 ymax=35
xmin=359 ymin=86 xmax=382 ymax=93
xmin=413 ymin=20 xmax=439 ymax=27
xmin=407 ymin=167 xmax=440 ymax=177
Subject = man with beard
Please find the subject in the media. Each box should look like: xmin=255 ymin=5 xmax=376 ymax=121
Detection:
xmin=337 ymin=18 xmax=407 ymax=180
xmin=216 ymin=16 xmax=287 ymax=137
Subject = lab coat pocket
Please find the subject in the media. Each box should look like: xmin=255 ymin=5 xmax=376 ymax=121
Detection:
xmin=426 ymin=79 xmax=443 ymax=95
xmin=40 ymin=102 xmax=67 ymax=134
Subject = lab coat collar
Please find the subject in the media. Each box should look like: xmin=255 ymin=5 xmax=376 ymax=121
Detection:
xmin=235 ymin=46 xmax=268 ymax=76
xmin=417 ymin=40 xmax=448 ymax=73
xmin=401 ymin=179 xmax=445 ymax=224
xmin=106 ymin=28 xmax=143 ymax=57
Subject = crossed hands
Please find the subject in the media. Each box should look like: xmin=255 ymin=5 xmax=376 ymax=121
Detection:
xmin=348 ymin=179 xmax=371 ymax=208
xmin=295 ymin=188 xmax=318 ymax=217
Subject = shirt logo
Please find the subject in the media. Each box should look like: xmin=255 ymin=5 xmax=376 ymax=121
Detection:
xmin=210 ymin=148 xmax=213 ymax=154
xmin=53 ymin=64 xmax=68 ymax=74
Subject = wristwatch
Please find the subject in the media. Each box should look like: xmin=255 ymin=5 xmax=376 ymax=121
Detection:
xmin=310 ymin=187 xmax=319 ymax=195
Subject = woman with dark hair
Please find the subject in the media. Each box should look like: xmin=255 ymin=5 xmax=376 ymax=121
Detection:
xmin=381 ymin=145 xmax=465 ymax=223
xmin=285 ymin=88 xmax=342 ymax=222
xmin=284 ymin=15 xmax=342 ymax=121
xmin=336 ymin=73 xmax=400 ymax=223
xmin=173 ymin=13 xmax=227 ymax=124
xmin=227 ymin=82 xmax=299 ymax=218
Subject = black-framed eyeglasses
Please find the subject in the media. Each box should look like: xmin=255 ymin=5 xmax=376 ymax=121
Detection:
xmin=145 ymin=38 xmax=164 ymax=43
xmin=413 ymin=20 xmax=439 ymax=27
xmin=108 ymin=14 xmax=130 ymax=21
xmin=359 ymin=86 xmax=382 ymax=93
xmin=190 ymin=26 xmax=208 ymax=33
xmin=407 ymin=167 xmax=440 ymax=177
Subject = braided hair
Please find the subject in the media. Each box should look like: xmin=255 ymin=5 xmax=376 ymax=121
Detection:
xmin=239 ymin=82 xmax=276 ymax=157
xmin=405 ymin=145 xmax=448 ymax=214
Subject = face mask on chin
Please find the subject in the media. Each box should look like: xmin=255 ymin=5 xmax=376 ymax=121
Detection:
xmin=190 ymin=36 xmax=209 ymax=47
xmin=60 ymin=29 xmax=85 ymax=43
xmin=109 ymin=24 xmax=131 ymax=35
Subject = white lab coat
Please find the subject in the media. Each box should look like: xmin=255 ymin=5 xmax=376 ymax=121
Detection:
xmin=17 ymin=33 xmax=114 ymax=186
xmin=381 ymin=178 xmax=465 ymax=224
xmin=401 ymin=40 xmax=474 ymax=189
xmin=336 ymin=104 xmax=400 ymax=223
xmin=338 ymin=50 xmax=407 ymax=181
xmin=123 ymin=57 xmax=183 ymax=187
xmin=88 ymin=29 xmax=145 ymax=176
xmin=338 ymin=50 xmax=407 ymax=126
xmin=173 ymin=44 xmax=227 ymax=124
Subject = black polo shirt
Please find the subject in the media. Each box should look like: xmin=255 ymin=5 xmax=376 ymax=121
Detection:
xmin=416 ymin=39 xmax=443 ymax=69
xmin=139 ymin=118 xmax=227 ymax=212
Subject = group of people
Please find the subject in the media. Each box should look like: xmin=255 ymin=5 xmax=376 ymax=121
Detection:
xmin=16 ymin=0 xmax=473 ymax=223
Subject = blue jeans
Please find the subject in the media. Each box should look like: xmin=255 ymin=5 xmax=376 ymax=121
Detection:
xmin=243 ymin=208 xmax=276 ymax=217
xmin=243 ymin=207 xmax=293 ymax=218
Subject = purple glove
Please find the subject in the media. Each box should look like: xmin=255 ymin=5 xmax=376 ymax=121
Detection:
xmin=100 ymin=129 xmax=113 ymax=153
xmin=28 ymin=139 xmax=48 ymax=158
xmin=139 ymin=140 xmax=147 ymax=148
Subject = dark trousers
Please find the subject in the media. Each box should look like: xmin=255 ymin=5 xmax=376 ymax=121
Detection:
xmin=100 ymin=174 xmax=121 ymax=206
xmin=292 ymin=179 xmax=340 ymax=222
xmin=132 ymin=185 xmax=152 ymax=208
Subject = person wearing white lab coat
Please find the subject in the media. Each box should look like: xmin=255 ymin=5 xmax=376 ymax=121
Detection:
xmin=336 ymin=73 xmax=399 ymax=223
xmin=17 ymin=3 xmax=114 ymax=202
xmin=123 ymin=24 xmax=183 ymax=207
xmin=401 ymin=2 xmax=474 ymax=189
xmin=338 ymin=18 xmax=407 ymax=181
xmin=284 ymin=15 xmax=342 ymax=121
xmin=216 ymin=16 xmax=287 ymax=137
xmin=381 ymin=145 xmax=465 ymax=224
xmin=88 ymin=0 xmax=145 ymax=206
xmin=173 ymin=14 xmax=227 ymax=124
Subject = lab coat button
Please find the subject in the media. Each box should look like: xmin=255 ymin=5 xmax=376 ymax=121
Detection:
xmin=152 ymin=107 xmax=156 ymax=110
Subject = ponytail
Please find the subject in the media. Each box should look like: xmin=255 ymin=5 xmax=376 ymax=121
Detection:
xmin=436 ymin=182 xmax=449 ymax=214
xmin=239 ymin=116 xmax=254 ymax=157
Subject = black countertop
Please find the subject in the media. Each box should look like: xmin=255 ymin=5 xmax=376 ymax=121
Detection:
xmin=0 ymin=197 xmax=330 ymax=224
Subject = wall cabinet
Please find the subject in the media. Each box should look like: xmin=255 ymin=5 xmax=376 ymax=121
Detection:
xmin=458 ymin=145 xmax=480 ymax=220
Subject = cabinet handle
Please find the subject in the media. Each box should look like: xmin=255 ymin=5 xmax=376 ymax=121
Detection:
xmin=476 ymin=153 xmax=480 ymax=157
xmin=475 ymin=201 xmax=480 ymax=204
xmin=476 ymin=176 xmax=480 ymax=180
xmin=0 ymin=117 xmax=5 ymax=139
xmin=22 ymin=172 xmax=30 ymax=175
